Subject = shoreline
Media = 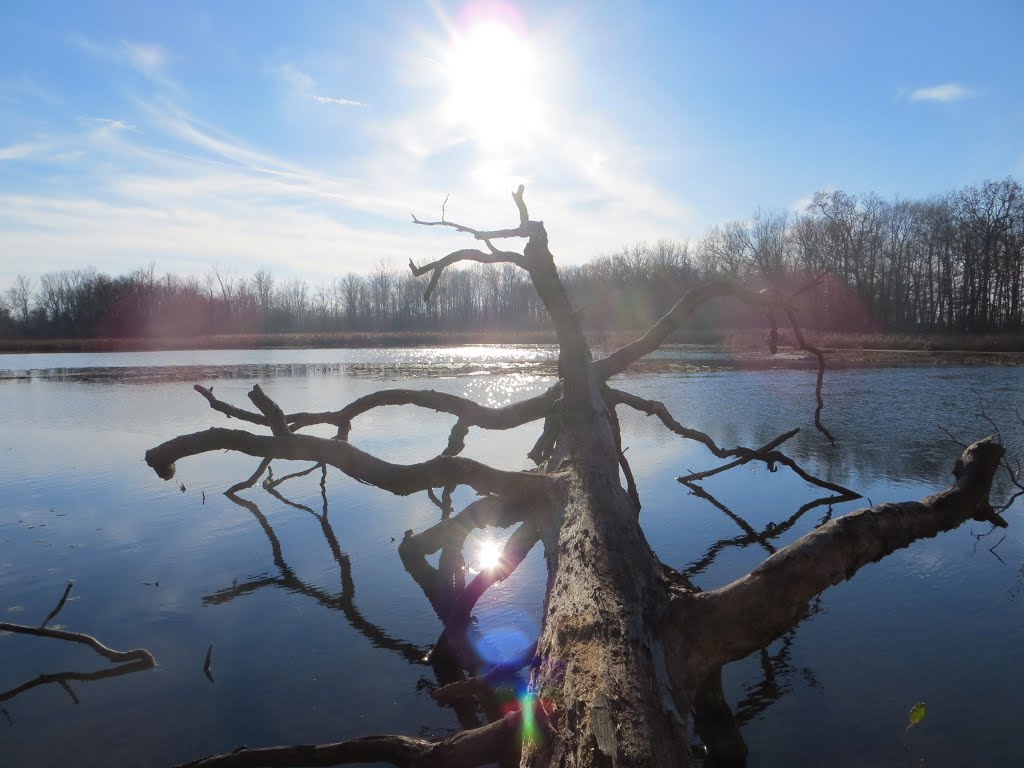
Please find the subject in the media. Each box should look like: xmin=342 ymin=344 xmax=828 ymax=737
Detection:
xmin=3 ymin=328 xmax=1024 ymax=355
xmin=2 ymin=330 xmax=1023 ymax=370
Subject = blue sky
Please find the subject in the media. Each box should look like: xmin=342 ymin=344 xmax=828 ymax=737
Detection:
xmin=1 ymin=0 xmax=1021 ymax=288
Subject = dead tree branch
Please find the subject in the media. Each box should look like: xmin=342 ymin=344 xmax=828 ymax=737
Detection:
xmin=606 ymin=386 xmax=799 ymax=463
xmin=687 ymin=438 xmax=1005 ymax=669
xmin=194 ymin=384 xmax=559 ymax=446
xmin=146 ymin=427 xmax=548 ymax=499
xmin=595 ymin=279 xmax=836 ymax=440
xmin=678 ymin=445 xmax=858 ymax=499
xmin=593 ymin=283 xmax=777 ymax=379
xmin=174 ymin=710 xmax=521 ymax=768
xmin=0 ymin=584 xmax=156 ymax=705
xmin=0 ymin=623 xmax=155 ymax=665
xmin=226 ymin=457 xmax=272 ymax=495
xmin=248 ymin=384 xmax=291 ymax=435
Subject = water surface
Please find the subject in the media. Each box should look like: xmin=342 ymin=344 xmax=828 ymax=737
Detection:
xmin=1 ymin=346 xmax=1022 ymax=767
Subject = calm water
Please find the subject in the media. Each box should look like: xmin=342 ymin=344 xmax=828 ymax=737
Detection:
xmin=1 ymin=346 xmax=1022 ymax=767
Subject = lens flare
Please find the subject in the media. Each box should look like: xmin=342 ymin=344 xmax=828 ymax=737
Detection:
xmin=520 ymin=691 xmax=540 ymax=745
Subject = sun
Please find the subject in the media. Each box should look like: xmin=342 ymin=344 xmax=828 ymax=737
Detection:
xmin=441 ymin=13 xmax=543 ymax=153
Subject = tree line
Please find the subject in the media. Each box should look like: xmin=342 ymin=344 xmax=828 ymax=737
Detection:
xmin=2 ymin=176 xmax=1021 ymax=340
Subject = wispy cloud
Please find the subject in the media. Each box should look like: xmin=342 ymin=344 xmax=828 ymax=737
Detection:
xmin=0 ymin=142 xmax=47 ymax=161
xmin=0 ymin=99 xmax=446 ymax=285
xmin=84 ymin=117 xmax=136 ymax=139
xmin=314 ymin=95 xmax=364 ymax=107
xmin=122 ymin=42 xmax=171 ymax=84
xmin=908 ymin=83 xmax=973 ymax=103
xmin=276 ymin=62 xmax=366 ymax=108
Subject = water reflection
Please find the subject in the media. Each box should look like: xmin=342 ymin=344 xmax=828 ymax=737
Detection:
xmin=2 ymin=349 xmax=1023 ymax=767
xmin=682 ymin=489 xmax=851 ymax=578
xmin=0 ymin=582 xmax=156 ymax=708
xmin=205 ymin=476 xmax=427 ymax=665
xmin=205 ymin=461 xmax=541 ymax=735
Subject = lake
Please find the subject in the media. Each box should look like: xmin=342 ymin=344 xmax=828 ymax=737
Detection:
xmin=1 ymin=346 xmax=1022 ymax=767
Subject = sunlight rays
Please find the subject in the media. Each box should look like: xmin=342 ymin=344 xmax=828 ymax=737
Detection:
xmin=436 ymin=2 xmax=546 ymax=188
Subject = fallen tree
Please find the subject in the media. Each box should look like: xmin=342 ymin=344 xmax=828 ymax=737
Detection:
xmin=146 ymin=188 xmax=1008 ymax=767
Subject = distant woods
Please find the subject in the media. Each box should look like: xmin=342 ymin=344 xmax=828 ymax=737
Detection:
xmin=2 ymin=177 xmax=1021 ymax=340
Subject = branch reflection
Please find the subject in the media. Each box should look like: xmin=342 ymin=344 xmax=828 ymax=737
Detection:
xmin=684 ymin=480 xmax=854 ymax=749
xmin=206 ymin=466 xmax=538 ymax=731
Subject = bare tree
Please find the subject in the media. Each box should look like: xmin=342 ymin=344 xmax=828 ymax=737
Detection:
xmin=6 ymin=274 xmax=34 ymax=325
xmin=145 ymin=187 xmax=1008 ymax=768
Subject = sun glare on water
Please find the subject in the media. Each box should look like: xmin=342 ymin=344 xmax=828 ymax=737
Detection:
xmin=478 ymin=538 xmax=503 ymax=571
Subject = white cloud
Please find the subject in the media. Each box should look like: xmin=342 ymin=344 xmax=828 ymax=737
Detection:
xmin=909 ymin=83 xmax=973 ymax=102
xmin=276 ymin=62 xmax=365 ymax=108
xmin=790 ymin=194 xmax=814 ymax=213
xmin=0 ymin=101 xmax=459 ymax=286
xmin=314 ymin=95 xmax=364 ymax=107
xmin=84 ymin=117 xmax=136 ymax=140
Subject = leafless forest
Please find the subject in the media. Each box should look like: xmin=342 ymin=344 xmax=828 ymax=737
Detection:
xmin=3 ymin=177 xmax=1021 ymax=340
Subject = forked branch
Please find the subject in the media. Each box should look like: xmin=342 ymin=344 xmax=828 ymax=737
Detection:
xmin=146 ymin=428 xmax=548 ymax=499
xmin=194 ymin=384 xmax=558 ymax=444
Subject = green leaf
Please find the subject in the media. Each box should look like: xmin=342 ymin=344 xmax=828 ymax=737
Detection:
xmin=909 ymin=702 xmax=926 ymax=726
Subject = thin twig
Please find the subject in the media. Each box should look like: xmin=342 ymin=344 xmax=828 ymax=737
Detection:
xmin=204 ymin=643 xmax=214 ymax=683
xmin=39 ymin=581 xmax=74 ymax=628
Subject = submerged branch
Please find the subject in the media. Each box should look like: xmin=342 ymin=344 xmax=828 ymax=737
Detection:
xmin=0 ymin=623 xmax=155 ymax=666
xmin=174 ymin=710 xmax=521 ymax=768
